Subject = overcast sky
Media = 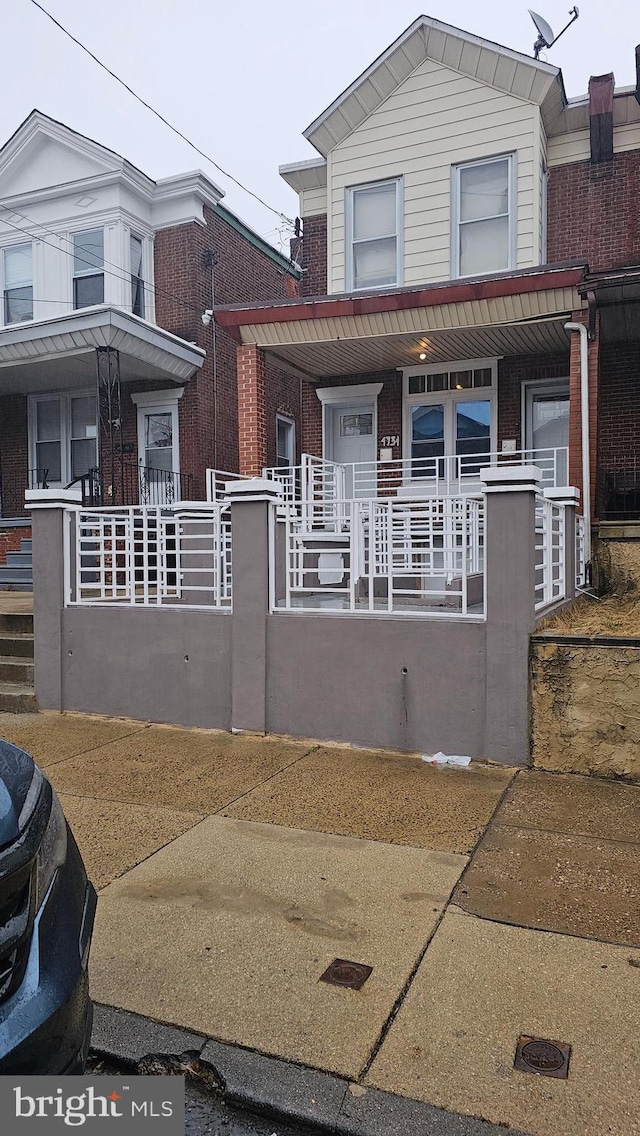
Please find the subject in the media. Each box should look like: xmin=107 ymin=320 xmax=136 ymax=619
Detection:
xmin=3 ymin=1 xmax=636 ymax=249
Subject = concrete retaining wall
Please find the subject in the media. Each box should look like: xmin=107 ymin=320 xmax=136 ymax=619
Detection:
xmin=531 ymin=634 xmax=640 ymax=780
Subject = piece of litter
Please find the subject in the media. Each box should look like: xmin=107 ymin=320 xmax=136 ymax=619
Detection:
xmin=421 ymin=752 xmax=471 ymax=767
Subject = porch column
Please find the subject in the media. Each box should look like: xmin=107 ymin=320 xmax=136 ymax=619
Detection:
xmin=227 ymin=478 xmax=282 ymax=733
xmin=568 ymin=310 xmax=599 ymax=518
xmin=545 ymin=486 xmax=579 ymax=599
xmin=26 ymin=487 xmax=83 ymax=711
xmin=482 ymin=466 xmax=541 ymax=765
xmin=237 ymin=344 xmax=268 ymax=477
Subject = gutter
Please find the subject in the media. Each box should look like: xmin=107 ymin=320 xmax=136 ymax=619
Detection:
xmin=564 ymin=321 xmax=591 ymax=562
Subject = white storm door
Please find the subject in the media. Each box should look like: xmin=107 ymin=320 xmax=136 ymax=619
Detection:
xmin=525 ymin=380 xmax=570 ymax=486
xmin=329 ymin=404 xmax=376 ymax=497
xmin=136 ymin=401 xmax=180 ymax=505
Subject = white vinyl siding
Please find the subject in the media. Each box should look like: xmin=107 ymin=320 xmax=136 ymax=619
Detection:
xmin=300 ymin=185 xmax=327 ymax=217
xmin=327 ymin=56 xmax=540 ymax=292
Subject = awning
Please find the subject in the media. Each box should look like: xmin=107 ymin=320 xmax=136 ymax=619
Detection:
xmin=0 ymin=306 xmax=205 ymax=394
xmin=216 ymin=263 xmax=586 ymax=378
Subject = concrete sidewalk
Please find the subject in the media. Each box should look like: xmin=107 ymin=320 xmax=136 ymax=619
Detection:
xmin=1 ymin=710 xmax=638 ymax=1135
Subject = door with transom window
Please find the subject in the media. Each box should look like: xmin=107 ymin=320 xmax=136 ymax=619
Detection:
xmin=404 ymin=362 xmax=496 ymax=490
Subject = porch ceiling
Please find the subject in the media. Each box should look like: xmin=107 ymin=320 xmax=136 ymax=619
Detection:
xmin=260 ymin=317 xmax=573 ymax=378
xmin=0 ymin=306 xmax=205 ymax=395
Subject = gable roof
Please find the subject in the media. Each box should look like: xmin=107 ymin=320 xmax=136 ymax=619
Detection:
xmin=303 ymin=15 xmax=567 ymax=157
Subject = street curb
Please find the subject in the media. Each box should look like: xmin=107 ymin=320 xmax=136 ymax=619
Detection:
xmin=91 ymin=1003 xmax=528 ymax=1135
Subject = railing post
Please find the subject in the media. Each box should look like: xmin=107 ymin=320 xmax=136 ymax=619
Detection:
xmin=26 ymin=487 xmax=83 ymax=711
xmin=481 ymin=465 xmax=542 ymax=765
xmin=227 ymin=477 xmax=283 ymax=734
xmin=544 ymin=486 xmax=579 ymax=600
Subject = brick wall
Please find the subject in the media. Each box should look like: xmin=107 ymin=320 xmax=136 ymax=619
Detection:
xmin=547 ymin=150 xmax=640 ymax=270
xmin=155 ymin=208 xmax=298 ymax=483
xmin=497 ymin=353 xmax=570 ymax=449
xmin=300 ymin=215 xmax=328 ymax=296
xmin=596 ymin=339 xmax=640 ymax=515
xmin=0 ymin=395 xmax=29 ymax=517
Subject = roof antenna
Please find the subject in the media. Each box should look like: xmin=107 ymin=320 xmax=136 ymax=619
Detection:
xmin=529 ymin=7 xmax=579 ymax=59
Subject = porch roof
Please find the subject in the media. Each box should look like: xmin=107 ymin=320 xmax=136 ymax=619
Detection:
xmin=0 ymin=306 xmax=205 ymax=395
xmin=215 ymin=262 xmax=586 ymax=378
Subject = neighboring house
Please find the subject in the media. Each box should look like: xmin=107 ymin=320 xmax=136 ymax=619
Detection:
xmin=216 ymin=15 xmax=640 ymax=538
xmin=0 ymin=111 xmax=300 ymax=530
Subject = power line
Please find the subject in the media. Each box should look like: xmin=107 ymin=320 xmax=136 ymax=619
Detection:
xmin=28 ymin=0 xmax=295 ymax=229
xmin=0 ymin=205 xmax=204 ymax=316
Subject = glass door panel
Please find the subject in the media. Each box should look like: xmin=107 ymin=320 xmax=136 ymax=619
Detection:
xmin=411 ymin=404 xmax=444 ymax=478
xmin=144 ymin=412 xmax=174 ymax=472
xmin=526 ymin=382 xmax=569 ymax=485
xmin=455 ymin=399 xmax=491 ymax=476
xmin=35 ymin=399 xmax=62 ymax=483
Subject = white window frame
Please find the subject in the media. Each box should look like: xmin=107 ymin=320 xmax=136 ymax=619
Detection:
xmin=402 ymin=359 xmax=498 ymax=463
xmin=451 ymin=154 xmax=517 ymax=279
xmin=275 ymin=413 xmax=295 ymax=468
xmin=72 ymin=227 xmax=105 ymax=310
xmin=345 ymin=178 xmax=403 ymax=292
xmin=28 ymin=390 xmax=97 ymax=487
xmin=2 ymin=242 xmax=33 ymax=328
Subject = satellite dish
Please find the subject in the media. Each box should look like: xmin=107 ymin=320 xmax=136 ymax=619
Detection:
xmin=529 ymin=10 xmax=555 ymax=49
xmin=529 ymin=7 xmax=579 ymax=59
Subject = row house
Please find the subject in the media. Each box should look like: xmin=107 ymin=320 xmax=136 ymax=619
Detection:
xmin=0 ymin=110 xmax=300 ymax=566
xmin=216 ymin=15 xmax=640 ymax=556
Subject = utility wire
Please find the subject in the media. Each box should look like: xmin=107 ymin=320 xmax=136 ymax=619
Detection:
xmin=28 ymin=0 xmax=295 ymax=229
xmin=0 ymin=205 xmax=205 ymax=317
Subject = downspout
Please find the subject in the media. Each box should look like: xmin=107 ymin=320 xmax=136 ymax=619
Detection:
xmin=564 ymin=321 xmax=591 ymax=563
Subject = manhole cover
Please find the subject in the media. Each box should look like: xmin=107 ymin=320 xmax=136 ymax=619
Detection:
xmin=319 ymin=959 xmax=373 ymax=990
xmin=514 ymin=1035 xmax=571 ymax=1079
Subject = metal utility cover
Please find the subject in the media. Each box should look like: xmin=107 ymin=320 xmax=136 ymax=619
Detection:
xmin=514 ymin=1035 xmax=571 ymax=1079
xmin=319 ymin=959 xmax=373 ymax=990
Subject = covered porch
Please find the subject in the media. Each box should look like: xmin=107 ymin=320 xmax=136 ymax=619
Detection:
xmin=0 ymin=305 xmax=205 ymax=518
xmin=216 ymin=262 xmax=592 ymax=518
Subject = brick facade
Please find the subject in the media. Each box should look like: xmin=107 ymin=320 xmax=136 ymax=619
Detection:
xmin=300 ymin=215 xmax=328 ymax=297
xmin=0 ymin=396 xmax=29 ymax=517
xmin=547 ymin=150 xmax=640 ymax=270
xmin=595 ymin=339 xmax=640 ymax=515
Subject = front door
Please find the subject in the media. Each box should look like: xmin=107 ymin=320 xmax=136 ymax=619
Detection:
xmin=525 ymin=380 xmax=570 ymax=486
xmin=136 ymin=403 xmax=180 ymax=504
xmin=329 ymin=404 xmax=376 ymax=497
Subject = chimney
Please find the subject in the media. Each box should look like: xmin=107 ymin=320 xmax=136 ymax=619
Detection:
xmin=588 ymin=73 xmax=614 ymax=163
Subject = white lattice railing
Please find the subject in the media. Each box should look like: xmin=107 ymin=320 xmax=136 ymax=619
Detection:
xmin=535 ymin=496 xmax=566 ymax=611
xmin=275 ymin=495 xmax=485 ymax=617
xmin=66 ymin=505 xmax=232 ymax=610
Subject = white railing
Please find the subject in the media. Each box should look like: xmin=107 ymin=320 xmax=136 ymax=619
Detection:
xmin=264 ymin=447 xmax=568 ymax=516
xmin=276 ymin=495 xmax=485 ymax=617
xmin=535 ymin=496 xmax=566 ymax=611
xmin=66 ymin=504 xmax=232 ymax=610
xmin=205 ymin=468 xmax=250 ymax=502
xmin=576 ymin=513 xmax=587 ymax=587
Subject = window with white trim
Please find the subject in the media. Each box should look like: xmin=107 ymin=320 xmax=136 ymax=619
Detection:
xmin=30 ymin=392 xmax=97 ymax=485
xmin=453 ymin=156 xmax=513 ymax=278
xmin=130 ymin=233 xmax=145 ymax=317
xmin=276 ymin=414 xmax=295 ymax=468
xmin=404 ymin=361 xmax=496 ymax=478
xmin=347 ymin=179 xmax=401 ymax=291
xmin=3 ymin=243 xmax=33 ymax=325
xmin=73 ymin=228 xmax=104 ymax=309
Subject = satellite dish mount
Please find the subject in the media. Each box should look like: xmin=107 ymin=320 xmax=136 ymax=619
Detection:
xmin=529 ymin=7 xmax=579 ymax=59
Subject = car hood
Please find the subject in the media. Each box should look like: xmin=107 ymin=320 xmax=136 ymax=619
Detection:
xmin=0 ymin=740 xmax=36 ymax=848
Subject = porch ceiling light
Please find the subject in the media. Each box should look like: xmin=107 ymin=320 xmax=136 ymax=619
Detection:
xmin=419 ymin=352 xmax=427 ymax=360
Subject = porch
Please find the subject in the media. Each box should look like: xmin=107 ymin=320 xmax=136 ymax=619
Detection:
xmin=0 ymin=305 xmax=205 ymax=520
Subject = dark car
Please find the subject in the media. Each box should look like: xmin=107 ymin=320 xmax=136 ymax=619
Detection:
xmin=0 ymin=739 xmax=96 ymax=1073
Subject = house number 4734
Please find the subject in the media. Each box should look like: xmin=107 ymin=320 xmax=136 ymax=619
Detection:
xmin=380 ymin=435 xmax=399 ymax=447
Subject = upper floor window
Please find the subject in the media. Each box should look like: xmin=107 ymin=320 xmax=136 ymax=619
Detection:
xmin=130 ymin=234 xmax=145 ymax=318
xmin=454 ymin=156 xmax=514 ymax=278
xmin=73 ymin=228 xmax=104 ymax=309
xmin=3 ymin=243 xmax=33 ymax=324
xmin=347 ymin=179 xmax=402 ymax=291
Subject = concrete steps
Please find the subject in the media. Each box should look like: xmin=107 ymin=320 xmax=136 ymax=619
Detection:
xmin=0 ymin=537 xmax=33 ymax=590
xmin=0 ymin=610 xmax=36 ymax=712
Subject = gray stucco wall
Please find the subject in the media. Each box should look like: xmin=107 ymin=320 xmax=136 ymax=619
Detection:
xmin=60 ymin=607 xmax=232 ymax=729
xmin=266 ymin=614 xmax=487 ymax=757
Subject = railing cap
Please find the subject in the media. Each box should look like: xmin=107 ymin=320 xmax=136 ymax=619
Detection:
xmin=25 ymin=487 xmax=83 ymax=509
xmin=225 ymin=477 xmax=283 ymax=502
xmin=481 ymin=465 xmax=542 ymax=493
xmin=543 ymin=486 xmax=580 ymax=504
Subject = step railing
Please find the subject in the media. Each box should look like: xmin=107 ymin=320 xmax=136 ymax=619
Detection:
xmin=535 ymin=494 xmax=566 ymax=611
